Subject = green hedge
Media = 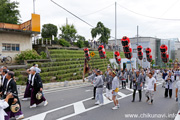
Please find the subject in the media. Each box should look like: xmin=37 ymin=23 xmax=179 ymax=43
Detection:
xmin=15 ymin=49 xmax=124 ymax=85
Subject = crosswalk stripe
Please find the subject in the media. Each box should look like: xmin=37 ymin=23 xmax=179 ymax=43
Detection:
xmin=74 ymin=101 xmax=86 ymax=114
xmin=118 ymin=92 xmax=126 ymax=98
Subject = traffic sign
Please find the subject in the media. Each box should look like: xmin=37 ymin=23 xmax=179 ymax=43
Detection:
xmin=90 ymin=52 xmax=95 ymax=57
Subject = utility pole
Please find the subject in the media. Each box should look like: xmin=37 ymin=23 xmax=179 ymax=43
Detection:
xmin=113 ymin=2 xmax=117 ymax=61
xmin=66 ymin=18 xmax=68 ymax=25
xmin=137 ymin=26 xmax=139 ymax=69
xmin=137 ymin=25 xmax=139 ymax=45
xmin=115 ymin=2 xmax=117 ymax=48
xmin=33 ymin=0 xmax=36 ymax=14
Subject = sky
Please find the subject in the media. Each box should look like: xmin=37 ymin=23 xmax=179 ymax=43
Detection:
xmin=13 ymin=0 xmax=180 ymax=40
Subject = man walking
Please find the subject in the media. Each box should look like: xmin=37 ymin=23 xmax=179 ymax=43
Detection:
xmin=30 ymin=68 xmax=48 ymax=108
xmin=132 ymin=70 xmax=143 ymax=102
xmin=145 ymin=72 xmax=156 ymax=104
xmin=111 ymin=71 xmax=120 ymax=110
xmin=94 ymin=70 xmax=104 ymax=105
xmin=164 ymin=72 xmax=174 ymax=98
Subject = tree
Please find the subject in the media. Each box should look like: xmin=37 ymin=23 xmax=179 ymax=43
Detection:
xmin=41 ymin=24 xmax=58 ymax=38
xmin=169 ymin=59 xmax=173 ymax=68
xmin=59 ymin=24 xmax=77 ymax=42
xmin=151 ymin=59 xmax=155 ymax=68
xmin=91 ymin=22 xmax=110 ymax=44
xmin=0 ymin=0 xmax=20 ymax=24
xmin=76 ymin=35 xmax=86 ymax=42
xmin=76 ymin=40 xmax=84 ymax=48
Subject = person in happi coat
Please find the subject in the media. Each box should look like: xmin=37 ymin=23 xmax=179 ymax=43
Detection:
xmin=132 ymin=70 xmax=143 ymax=102
xmin=129 ymin=68 xmax=135 ymax=89
xmin=111 ymin=71 xmax=120 ymax=110
xmin=105 ymin=68 xmax=110 ymax=82
xmin=30 ymin=68 xmax=48 ymax=108
xmin=105 ymin=71 xmax=113 ymax=101
xmin=141 ymin=70 xmax=146 ymax=90
xmin=162 ymin=70 xmax=168 ymax=88
xmin=22 ymin=69 xmax=32 ymax=101
xmin=89 ymin=69 xmax=97 ymax=100
xmin=164 ymin=72 xmax=174 ymax=98
xmin=124 ymin=68 xmax=129 ymax=83
xmin=94 ymin=70 xmax=104 ymax=105
xmin=0 ymin=69 xmax=8 ymax=97
xmin=3 ymin=72 xmax=24 ymax=120
xmin=121 ymin=71 xmax=127 ymax=89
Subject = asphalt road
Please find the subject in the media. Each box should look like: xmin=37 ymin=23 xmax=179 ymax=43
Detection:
xmin=16 ymin=75 xmax=178 ymax=120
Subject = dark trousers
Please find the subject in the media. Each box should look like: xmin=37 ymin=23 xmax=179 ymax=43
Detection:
xmin=165 ymin=88 xmax=172 ymax=98
xmin=122 ymin=81 xmax=126 ymax=88
xmin=93 ymin=87 xmax=97 ymax=98
xmin=126 ymin=79 xmax=128 ymax=83
xmin=133 ymin=89 xmax=142 ymax=101
xmin=130 ymin=81 xmax=132 ymax=89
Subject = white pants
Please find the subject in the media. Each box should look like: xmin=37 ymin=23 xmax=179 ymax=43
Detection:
xmin=145 ymin=90 xmax=154 ymax=100
xmin=96 ymin=88 xmax=104 ymax=104
xmin=106 ymin=88 xmax=112 ymax=99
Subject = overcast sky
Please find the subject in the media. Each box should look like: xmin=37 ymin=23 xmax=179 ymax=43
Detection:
xmin=13 ymin=0 xmax=180 ymax=40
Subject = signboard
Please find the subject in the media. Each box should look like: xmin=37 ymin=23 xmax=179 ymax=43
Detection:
xmin=90 ymin=52 xmax=95 ymax=57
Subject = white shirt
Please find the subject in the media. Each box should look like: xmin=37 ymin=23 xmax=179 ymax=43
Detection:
xmin=147 ymin=77 xmax=156 ymax=91
xmin=31 ymin=73 xmax=36 ymax=86
xmin=4 ymin=78 xmax=12 ymax=95
xmin=0 ymin=100 xmax=9 ymax=120
xmin=112 ymin=76 xmax=119 ymax=91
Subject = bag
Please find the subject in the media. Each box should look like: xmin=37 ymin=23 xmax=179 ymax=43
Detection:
xmin=10 ymin=103 xmax=20 ymax=113
xmin=115 ymin=88 xmax=119 ymax=92
xmin=36 ymin=92 xmax=42 ymax=100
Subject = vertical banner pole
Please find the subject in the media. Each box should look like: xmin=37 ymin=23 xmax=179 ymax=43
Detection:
xmin=83 ymin=59 xmax=85 ymax=82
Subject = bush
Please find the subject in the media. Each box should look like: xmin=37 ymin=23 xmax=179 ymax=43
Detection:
xmin=58 ymin=39 xmax=70 ymax=47
xmin=76 ymin=40 xmax=84 ymax=48
xmin=15 ymin=49 xmax=41 ymax=63
xmin=84 ymin=41 xmax=90 ymax=48
xmin=40 ymin=51 xmax=46 ymax=59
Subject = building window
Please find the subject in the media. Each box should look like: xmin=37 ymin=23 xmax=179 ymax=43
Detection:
xmin=143 ymin=48 xmax=146 ymax=52
xmin=2 ymin=43 xmax=20 ymax=51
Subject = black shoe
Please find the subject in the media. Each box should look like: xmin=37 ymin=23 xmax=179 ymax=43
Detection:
xmin=92 ymin=98 xmax=95 ymax=100
xmin=139 ymin=100 xmax=141 ymax=102
xmin=131 ymin=100 xmax=134 ymax=102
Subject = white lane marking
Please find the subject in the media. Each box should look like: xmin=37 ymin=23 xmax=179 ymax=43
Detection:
xmin=74 ymin=102 xmax=86 ymax=114
xmin=126 ymin=87 xmax=134 ymax=92
xmin=23 ymin=97 xmax=92 ymax=120
xmin=24 ymin=113 xmax=46 ymax=120
xmin=85 ymin=89 xmax=93 ymax=92
xmin=175 ymin=111 xmax=180 ymax=120
xmin=56 ymin=93 xmax=133 ymax=120
xmin=118 ymin=92 xmax=126 ymax=98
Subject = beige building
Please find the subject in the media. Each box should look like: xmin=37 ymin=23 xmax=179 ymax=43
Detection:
xmin=0 ymin=14 xmax=40 ymax=63
xmin=0 ymin=30 xmax=33 ymax=62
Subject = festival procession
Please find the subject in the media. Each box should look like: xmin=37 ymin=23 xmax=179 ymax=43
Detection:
xmin=1 ymin=0 xmax=180 ymax=120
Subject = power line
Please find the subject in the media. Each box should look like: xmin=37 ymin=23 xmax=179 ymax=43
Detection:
xmin=117 ymin=3 xmax=180 ymax=21
xmin=50 ymin=0 xmax=94 ymax=27
xmin=80 ymin=3 xmax=114 ymax=17
xmin=50 ymin=0 xmax=116 ymax=39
